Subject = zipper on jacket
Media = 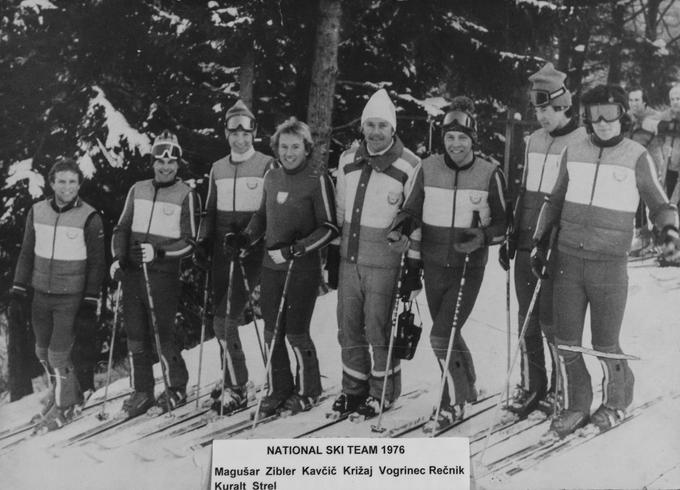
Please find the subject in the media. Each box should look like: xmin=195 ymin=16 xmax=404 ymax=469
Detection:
xmin=48 ymin=211 xmax=61 ymax=292
xmin=536 ymin=139 xmax=555 ymax=193
xmin=232 ymin=163 xmax=238 ymax=217
xmin=588 ymin=147 xmax=605 ymax=206
xmin=144 ymin=185 xmax=160 ymax=241
xmin=448 ymin=169 xmax=460 ymax=265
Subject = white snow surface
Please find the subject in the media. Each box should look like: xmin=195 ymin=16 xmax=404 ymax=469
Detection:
xmin=1 ymin=259 xmax=679 ymax=489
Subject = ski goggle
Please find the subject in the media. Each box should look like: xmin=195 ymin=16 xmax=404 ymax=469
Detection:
xmin=530 ymin=86 xmax=567 ymax=107
xmin=584 ymin=103 xmax=624 ymax=123
xmin=226 ymin=115 xmax=256 ymax=132
xmin=151 ymin=142 xmax=182 ymax=160
xmin=441 ymin=110 xmax=477 ymax=134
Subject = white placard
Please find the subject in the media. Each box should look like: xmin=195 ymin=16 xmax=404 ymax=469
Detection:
xmin=211 ymin=437 xmax=469 ymax=490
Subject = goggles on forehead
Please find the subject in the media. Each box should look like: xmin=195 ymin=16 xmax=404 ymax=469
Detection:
xmin=442 ymin=110 xmax=477 ymax=134
xmin=584 ymin=103 xmax=624 ymax=123
xmin=151 ymin=142 xmax=182 ymax=160
xmin=226 ymin=115 xmax=256 ymax=132
xmin=530 ymin=86 xmax=567 ymax=107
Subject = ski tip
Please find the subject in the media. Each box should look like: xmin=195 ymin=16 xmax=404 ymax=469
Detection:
xmin=348 ymin=414 xmax=368 ymax=424
xmin=370 ymin=424 xmax=387 ymax=433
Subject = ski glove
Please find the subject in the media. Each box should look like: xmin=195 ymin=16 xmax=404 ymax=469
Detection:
xmin=399 ymin=258 xmax=422 ymax=302
xmin=223 ymin=232 xmax=250 ymax=258
xmin=75 ymin=298 xmax=98 ymax=331
xmin=109 ymin=259 xmax=127 ymax=282
xmin=386 ymin=231 xmax=410 ymax=254
xmin=660 ymin=226 xmax=680 ymax=258
xmin=268 ymin=242 xmax=305 ymax=265
xmin=454 ymin=228 xmax=486 ymax=254
xmin=131 ymin=242 xmax=164 ymax=265
xmin=325 ymin=244 xmax=340 ymax=290
xmin=657 ymin=120 xmax=680 ymax=136
xmin=193 ymin=242 xmax=211 ymax=271
xmin=529 ymin=241 xmax=549 ymax=280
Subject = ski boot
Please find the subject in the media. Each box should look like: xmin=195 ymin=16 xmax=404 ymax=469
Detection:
xmin=549 ymin=409 xmax=588 ymax=438
xmin=590 ymin=404 xmax=625 ymax=431
xmin=34 ymin=404 xmax=78 ymax=433
xmin=121 ymin=391 xmax=155 ymax=419
xmin=148 ymin=388 xmax=187 ymax=415
xmin=423 ymin=404 xmax=464 ymax=434
xmin=210 ymin=385 xmax=248 ymax=416
xmin=349 ymin=395 xmax=392 ymax=422
xmin=252 ymin=393 xmax=287 ymax=420
xmin=629 ymin=228 xmax=651 ymax=257
xmin=327 ymin=392 xmax=366 ymax=420
xmin=30 ymin=389 xmax=56 ymax=424
xmin=505 ymin=386 xmax=545 ymax=419
xmin=281 ymin=393 xmax=318 ymax=415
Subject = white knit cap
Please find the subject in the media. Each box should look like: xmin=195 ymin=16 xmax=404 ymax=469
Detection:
xmin=361 ymin=89 xmax=397 ymax=130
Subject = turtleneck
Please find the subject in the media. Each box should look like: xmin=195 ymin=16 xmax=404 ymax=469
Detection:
xmin=231 ymin=147 xmax=255 ymax=163
xmin=550 ymin=116 xmax=578 ymax=137
xmin=590 ymin=133 xmax=624 ymax=148
xmin=281 ymin=158 xmax=308 ymax=175
xmin=366 ymin=139 xmax=394 ymax=156
xmin=152 ymin=177 xmax=178 ymax=189
xmin=444 ymin=152 xmax=476 ymax=171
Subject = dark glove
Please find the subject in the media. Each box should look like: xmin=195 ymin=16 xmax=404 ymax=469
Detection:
xmin=658 ymin=120 xmax=679 ymax=136
xmin=454 ymin=228 xmax=486 ymax=254
xmin=267 ymin=242 xmax=304 ymax=265
xmin=8 ymin=285 xmax=29 ymax=324
xmin=9 ymin=284 xmax=28 ymax=301
xmin=131 ymin=242 xmax=164 ymax=266
xmin=325 ymin=244 xmax=340 ymax=290
xmin=193 ymin=242 xmax=211 ymax=270
xmin=660 ymin=226 xmax=680 ymax=256
xmin=76 ymin=298 xmax=98 ymax=327
xmin=529 ymin=241 xmax=549 ymax=280
xmin=399 ymin=258 xmax=422 ymax=301
xmin=223 ymin=231 xmax=250 ymax=258
xmin=498 ymin=234 xmax=516 ymax=271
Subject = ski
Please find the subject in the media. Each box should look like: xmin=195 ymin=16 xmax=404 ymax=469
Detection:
xmin=482 ymin=393 xmax=673 ymax=477
xmin=557 ymin=345 xmax=640 ymax=360
xmin=384 ymin=391 xmax=500 ymax=437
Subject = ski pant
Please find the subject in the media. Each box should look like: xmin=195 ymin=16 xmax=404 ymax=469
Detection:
xmin=261 ymin=265 xmax=322 ymax=399
xmin=31 ymin=291 xmax=82 ymax=408
xmin=634 ymin=201 xmax=649 ymax=229
xmin=122 ymin=269 xmax=188 ymax=395
xmin=553 ymin=251 xmax=634 ymax=413
xmin=425 ymin=263 xmax=483 ymax=408
xmin=211 ymin=252 xmax=261 ymax=389
xmin=514 ymin=249 xmax=556 ymax=396
xmin=71 ymin=307 xmax=99 ymax=393
xmin=665 ymin=169 xmax=678 ymax=203
xmin=337 ymin=261 xmax=401 ymax=403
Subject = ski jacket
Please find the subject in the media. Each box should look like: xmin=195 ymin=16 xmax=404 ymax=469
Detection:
xmin=112 ymin=178 xmax=196 ymax=273
xmin=534 ymin=133 xmax=678 ymax=259
xmin=642 ymin=109 xmax=680 ymax=173
xmin=514 ymin=123 xmax=586 ymax=251
xmin=197 ymin=151 xmax=275 ymax=242
xmin=629 ymin=107 xmax=663 ymax=178
xmin=335 ymin=137 xmax=420 ymax=268
xmin=398 ymin=153 xmax=507 ymax=268
xmin=245 ymin=159 xmax=339 ymax=271
xmin=13 ymin=197 xmax=105 ymax=299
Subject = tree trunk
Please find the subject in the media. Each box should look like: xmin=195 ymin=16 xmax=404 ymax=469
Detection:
xmin=640 ymin=0 xmax=662 ymax=101
xmin=306 ymin=0 xmax=342 ymax=170
xmin=239 ymin=43 xmax=255 ymax=109
xmin=606 ymin=0 xmax=625 ymax=84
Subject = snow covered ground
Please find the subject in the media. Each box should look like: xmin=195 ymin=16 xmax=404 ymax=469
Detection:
xmin=1 ymin=257 xmax=679 ymax=489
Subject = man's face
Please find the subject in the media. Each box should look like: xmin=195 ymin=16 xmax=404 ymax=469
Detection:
xmin=443 ymin=131 xmax=473 ymax=165
xmin=592 ymin=119 xmax=622 ymax=142
xmin=153 ymin=158 xmax=179 ymax=183
xmin=534 ymin=105 xmax=568 ymax=132
xmin=670 ymin=88 xmax=680 ymax=115
xmin=227 ymin=129 xmax=254 ymax=155
xmin=628 ymin=90 xmax=645 ymax=115
xmin=50 ymin=170 xmax=81 ymax=207
xmin=362 ymin=118 xmax=394 ymax=153
xmin=278 ymin=133 xmax=307 ymax=171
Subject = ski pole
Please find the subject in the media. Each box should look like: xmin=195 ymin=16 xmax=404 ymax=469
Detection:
xmin=505 ymin=265 xmax=511 ymax=405
xmin=219 ymin=259 xmax=236 ymax=416
xmin=252 ymin=259 xmax=295 ymax=429
xmin=97 ymin=281 xmax=122 ymax=421
xmin=479 ymin=236 xmax=556 ymax=464
xmin=195 ymin=271 xmax=210 ymax=409
xmin=141 ymin=262 xmax=173 ymax=416
xmin=371 ymin=254 xmax=407 ymax=433
xmin=238 ymin=257 xmax=267 ymax=367
xmin=431 ymin=253 xmax=470 ymax=435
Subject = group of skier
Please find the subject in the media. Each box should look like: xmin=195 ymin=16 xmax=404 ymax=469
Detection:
xmin=9 ymin=61 xmax=680 ymax=437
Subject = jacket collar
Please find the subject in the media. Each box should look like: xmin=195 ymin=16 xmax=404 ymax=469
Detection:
xmin=443 ymin=152 xmax=476 ymax=171
xmin=152 ymin=177 xmax=179 ymax=189
xmin=355 ymin=137 xmax=405 ymax=172
xmin=550 ymin=116 xmax=579 ymax=137
xmin=50 ymin=196 xmax=81 ymax=213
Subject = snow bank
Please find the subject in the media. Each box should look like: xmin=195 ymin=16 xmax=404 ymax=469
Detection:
xmin=4 ymin=158 xmax=45 ymax=198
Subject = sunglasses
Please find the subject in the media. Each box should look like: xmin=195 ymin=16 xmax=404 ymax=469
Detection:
xmin=226 ymin=115 xmax=256 ymax=132
xmin=151 ymin=142 xmax=182 ymax=160
xmin=530 ymin=86 xmax=567 ymax=107
xmin=442 ymin=110 xmax=477 ymax=133
xmin=584 ymin=103 xmax=624 ymax=123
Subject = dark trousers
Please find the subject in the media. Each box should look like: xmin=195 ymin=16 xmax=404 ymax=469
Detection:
xmin=424 ymin=263 xmax=484 ymax=407
xmin=261 ymin=265 xmax=321 ymax=398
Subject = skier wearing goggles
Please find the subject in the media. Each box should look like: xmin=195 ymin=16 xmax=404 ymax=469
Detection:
xmin=195 ymin=99 xmax=276 ymax=415
xmin=532 ymin=84 xmax=679 ymax=438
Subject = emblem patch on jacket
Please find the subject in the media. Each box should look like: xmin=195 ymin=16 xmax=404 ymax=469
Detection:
xmin=277 ymin=192 xmax=289 ymax=204
xmin=66 ymin=230 xmax=79 ymax=239
xmin=163 ymin=205 xmax=175 ymax=215
xmin=387 ymin=191 xmax=402 ymax=206
xmin=246 ymin=179 xmax=259 ymax=190
xmin=612 ymin=169 xmax=628 ymax=182
xmin=469 ymin=192 xmax=483 ymax=204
